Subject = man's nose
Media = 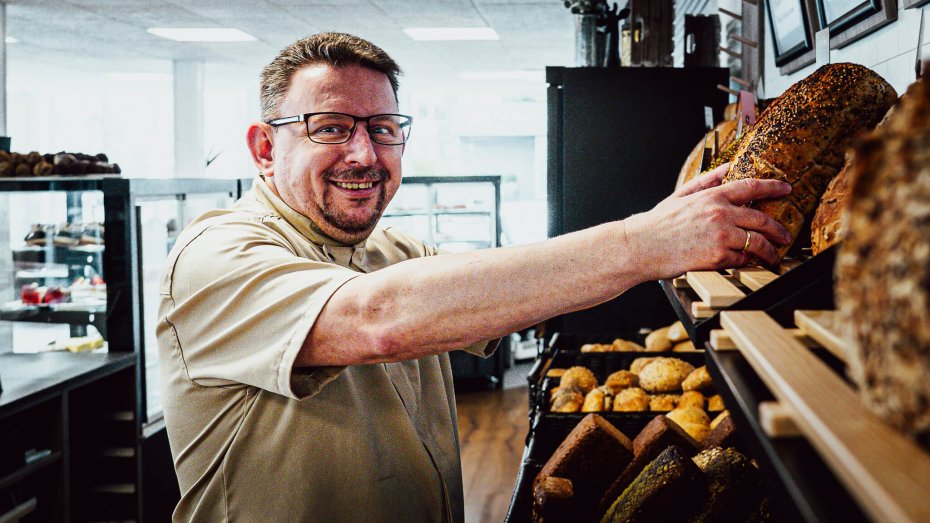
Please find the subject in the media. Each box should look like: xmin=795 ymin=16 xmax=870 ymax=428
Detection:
xmin=343 ymin=126 xmax=378 ymax=166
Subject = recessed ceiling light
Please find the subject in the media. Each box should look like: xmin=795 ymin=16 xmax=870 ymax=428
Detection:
xmin=104 ymin=73 xmax=172 ymax=82
xmin=147 ymin=28 xmax=256 ymax=42
xmin=5 ymin=36 xmax=17 ymax=44
xmin=460 ymin=71 xmax=544 ymax=82
xmin=403 ymin=27 xmax=499 ymax=41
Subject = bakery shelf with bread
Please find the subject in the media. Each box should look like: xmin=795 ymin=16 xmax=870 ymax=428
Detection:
xmin=504 ymin=412 xmax=763 ymax=522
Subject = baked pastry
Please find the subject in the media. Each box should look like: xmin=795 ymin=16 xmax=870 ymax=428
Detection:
xmin=679 ymin=390 xmax=706 ymax=410
xmin=645 ymin=327 xmax=672 ymax=352
xmin=704 ymin=413 xmax=738 ymax=450
xmin=605 ymin=370 xmax=638 ymax=393
xmin=691 ymin=447 xmax=766 ymax=523
xmin=676 ymin=118 xmax=739 ymax=188
xmin=673 ymin=340 xmax=697 ymax=352
xmin=582 ymin=387 xmax=610 ymax=413
xmin=667 ymin=406 xmax=711 ymax=428
xmin=534 ymin=414 xmax=634 ymax=521
xmin=551 ymin=389 xmax=583 ymax=413
xmin=724 ymin=63 xmax=896 ymax=261
xmin=810 ymin=161 xmax=851 ymax=255
xmin=532 ymin=476 xmax=574 ymax=522
xmin=667 ymin=321 xmax=689 ymax=343
xmin=613 ymin=387 xmax=649 ymax=412
xmin=630 ymin=357 xmax=660 ymax=375
xmin=614 ymin=338 xmax=646 ymax=352
xmin=682 ymin=366 xmax=713 ymax=392
xmin=836 ymin=74 xmax=930 ymax=438
xmin=559 ymin=366 xmax=598 ymax=395
xmin=599 ymin=416 xmax=701 ymax=514
xmin=638 ymin=358 xmax=695 ymax=393
xmin=707 ymin=394 xmax=725 ymax=412
xmin=649 ymin=394 xmax=680 ymax=412
xmin=546 ymin=368 xmax=567 ymax=378
xmin=602 ymin=445 xmax=708 ymax=523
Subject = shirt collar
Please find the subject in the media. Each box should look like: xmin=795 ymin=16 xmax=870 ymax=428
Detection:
xmin=251 ymin=175 xmax=369 ymax=252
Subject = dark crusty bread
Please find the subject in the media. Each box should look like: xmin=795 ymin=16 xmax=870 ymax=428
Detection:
xmin=532 ymin=476 xmax=575 ymax=522
xmin=836 ymin=75 xmax=930 ymax=439
xmin=724 ymin=63 xmax=896 ymax=261
xmin=702 ymin=414 xmax=739 ymax=451
xmin=677 ymin=119 xmax=739 ymax=188
xmin=601 ymin=445 xmax=708 ymax=523
xmin=810 ymin=160 xmax=850 ymax=255
xmin=598 ymin=415 xmax=701 ymax=515
xmin=691 ymin=447 xmax=765 ymax=523
xmin=533 ymin=414 xmax=634 ymax=520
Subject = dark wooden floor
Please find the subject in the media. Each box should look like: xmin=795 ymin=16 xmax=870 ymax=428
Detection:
xmin=457 ymin=385 xmax=528 ymax=523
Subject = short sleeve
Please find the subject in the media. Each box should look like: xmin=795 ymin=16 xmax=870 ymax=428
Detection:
xmin=159 ymin=218 xmax=360 ymax=400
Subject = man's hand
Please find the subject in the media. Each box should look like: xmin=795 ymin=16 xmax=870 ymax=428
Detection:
xmin=623 ymin=163 xmax=793 ymax=280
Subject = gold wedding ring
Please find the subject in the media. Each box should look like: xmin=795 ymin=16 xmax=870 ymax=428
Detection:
xmin=740 ymin=229 xmax=751 ymax=254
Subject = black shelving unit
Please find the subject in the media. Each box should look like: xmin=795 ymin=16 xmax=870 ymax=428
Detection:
xmin=0 ymin=176 xmax=239 ymax=522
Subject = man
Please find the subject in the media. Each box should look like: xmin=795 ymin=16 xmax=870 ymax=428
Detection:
xmin=158 ymin=32 xmax=791 ymax=521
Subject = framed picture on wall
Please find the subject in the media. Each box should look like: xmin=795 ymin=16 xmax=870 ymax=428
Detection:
xmin=767 ymin=0 xmax=814 ymax=67
xmin=813 ymin=0 xmax=898 ymax=48
xmin=903 ymin=0 xmax=930 ymax=8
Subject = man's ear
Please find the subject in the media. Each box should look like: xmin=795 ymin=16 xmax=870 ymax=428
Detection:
xmin=247 ymin=123 xmax=275 ymax=177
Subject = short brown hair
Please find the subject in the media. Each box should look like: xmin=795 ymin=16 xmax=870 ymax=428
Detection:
xmin=260 ymin=32 xmax=402 ymax=122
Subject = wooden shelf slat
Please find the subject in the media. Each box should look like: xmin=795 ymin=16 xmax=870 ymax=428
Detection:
xmin=710 ymin=327 xmax=815 ymax=351
xmin=721 ymin=310 xmax=930 ymax=523
xmin=794 ymin=310 xmax=851 ymax=364
xmin=731 ymin=266 xmax=779 ymax=291
xmin=686 ymin=271 xmax=746 ymax=307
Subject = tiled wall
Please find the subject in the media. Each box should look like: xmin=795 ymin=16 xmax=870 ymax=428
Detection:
xmin=763 ymin=3 xmax=928 ymax=97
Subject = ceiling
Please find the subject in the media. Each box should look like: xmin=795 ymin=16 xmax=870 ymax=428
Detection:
xmin=5 ymin=0 xmax=577 ymax=88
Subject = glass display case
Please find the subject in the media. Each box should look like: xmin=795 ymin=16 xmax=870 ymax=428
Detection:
xmin=381 ymin=176 xmax=501 ymax=252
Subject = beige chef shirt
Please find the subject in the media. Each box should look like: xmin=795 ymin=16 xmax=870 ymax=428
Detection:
xmin=157 ymin=177 xmax=495 ymax=522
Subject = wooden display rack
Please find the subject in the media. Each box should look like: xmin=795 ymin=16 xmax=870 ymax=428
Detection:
xmin=710 ymin=310 xmax=930 ymax=523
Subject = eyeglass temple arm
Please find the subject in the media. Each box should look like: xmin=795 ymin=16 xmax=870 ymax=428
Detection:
xmin=266 ymin=115 xmax=305 ymax=126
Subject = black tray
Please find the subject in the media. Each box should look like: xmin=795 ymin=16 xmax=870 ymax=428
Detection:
xmin=659 ymin=245 xmax=837 ymax=347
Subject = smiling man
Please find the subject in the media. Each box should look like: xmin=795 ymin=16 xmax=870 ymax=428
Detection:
xmin=157 ymin=33 xmax=791 ymax=521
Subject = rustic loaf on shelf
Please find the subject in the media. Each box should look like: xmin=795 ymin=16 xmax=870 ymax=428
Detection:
xmin=810 ymin=161 xmax=851 ymax=255
xmin=836 ymin=74 xmax=930 ymax=440
xmin=676 ymin=118 xmax=738 ymax=188
xmin=723 ymin=63 xmax=896 ymax=261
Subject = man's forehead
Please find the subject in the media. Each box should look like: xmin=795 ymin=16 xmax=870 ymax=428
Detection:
xmin=286 ymin=64 xmax=395 ymax=104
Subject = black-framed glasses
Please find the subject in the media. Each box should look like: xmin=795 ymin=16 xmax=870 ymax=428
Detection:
xmin=266 ymin=112 xmax=413 ymax=145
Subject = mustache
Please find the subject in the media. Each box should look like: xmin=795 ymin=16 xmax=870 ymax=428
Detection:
xmin=324 ymin=166 xmax=389 ymax=183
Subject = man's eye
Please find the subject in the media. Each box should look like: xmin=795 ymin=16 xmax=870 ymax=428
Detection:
xmin=370 ymin=125 xmax=396 ymax=136
xmin=314 ymin=125 xmax=345 ymax=134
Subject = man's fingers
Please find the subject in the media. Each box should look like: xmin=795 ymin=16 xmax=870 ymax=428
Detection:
xmin=676 ymin=163 xmax=728 ymax=197
xmin=731 ymin=207 xmax=792 ymax=246
xmin=719 ymin=177 xmax=791 ymax=206
xmin=738 ymin=228 xmax=780 ymax=266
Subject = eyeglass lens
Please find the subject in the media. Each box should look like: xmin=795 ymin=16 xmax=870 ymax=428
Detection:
xmin=306 ymin=113 xmax=411 ymax=145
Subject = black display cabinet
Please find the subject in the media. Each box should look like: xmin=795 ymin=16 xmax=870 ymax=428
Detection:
xmin=0 ymin=176 xmax=239 ymax=522
xmin=546 ymin=66 xmax=729 ymax=335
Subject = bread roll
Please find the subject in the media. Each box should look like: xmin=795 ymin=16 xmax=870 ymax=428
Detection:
xmin=810 ymin=161 xmax=851 ymax=255
xmin=582 ymin=387 xmax=608 ymax=413
xmin=649 ymin=394 xmax=680 ymax=412
xmin=560 ymin=366 xmax=598 ymax=394
xmin=710 ymin=410 xmax=730 ymax=430
xmin=630 ymin=357 xmax=660 ymax=375
xmin=551 ymin=389 xmax=583 ymax=413
xmin=672 ymin=340 xmax=697 ymax=352
xmin=836 ymin=75 xmax=930 ymax=437
xmin=666 ymin=321 xmax=689 ymax=343
xmin=614 ymin=387 xmax=649 ymax=412
xmin=638 ymin=358 xmax=695 ymax=393
xmin=682 ymin=366 xmax=713 ymax=392
xmin=707 ymin=394 xmax=725 ymax=412
xmin=667 ymin=406 xmax=711 ymax=427
xmin=613 ymin=338 xmax=646 ymax=352
xmin=724 ymin=63 xmax=896 ymax=261
xmin=605 ymin=370 xmax=638 ymax=393
xmin=679 ymin=390 xmax=705 ymax=410
xmin=645 ymin=327 xmax=672 ymax=352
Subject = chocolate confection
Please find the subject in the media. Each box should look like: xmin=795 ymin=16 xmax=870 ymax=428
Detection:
xmin=534 ymin=414 xmax=634 ymax=520
xmin=724 ymin=63 xmax=896 ymax=261
xmin=836 ymin=74 xmax=930 ymax=438
xmin=691 ymin=447 xmax=765 ymax=523
xmin=601 ymin=445 xmax=708 ymax=523
xmin=598 ymin=416 xmax=701 ymax=515
xmin=532 ymin=476 xmax=575 ymax=522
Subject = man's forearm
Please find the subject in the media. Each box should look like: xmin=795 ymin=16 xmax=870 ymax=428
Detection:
xmin=302 ymin=220 xmax=641 ymax=366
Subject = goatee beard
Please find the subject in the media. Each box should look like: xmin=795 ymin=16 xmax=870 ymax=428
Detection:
xmin=321 ymin=166 xmax=389 ymax=234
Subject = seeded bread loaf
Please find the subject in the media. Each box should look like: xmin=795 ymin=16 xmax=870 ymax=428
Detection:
xmin=723 ymin=63 xmax=896 ymax=261
xmin=836 ymin=75 xmax=930 ymax=439
xmin=677 ymin=119 xmax=739 ymax=188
